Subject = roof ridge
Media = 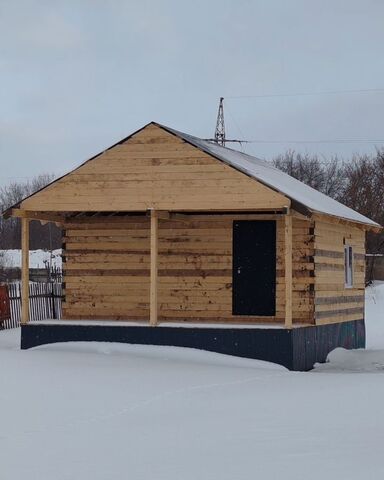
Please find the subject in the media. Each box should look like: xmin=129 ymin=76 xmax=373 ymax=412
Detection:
xmin=155 ymin=122 xmax=285 ymax=172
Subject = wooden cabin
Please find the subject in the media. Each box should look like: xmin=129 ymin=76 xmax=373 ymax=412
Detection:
xmin=3 ymin=122 xmax=381 ymax=370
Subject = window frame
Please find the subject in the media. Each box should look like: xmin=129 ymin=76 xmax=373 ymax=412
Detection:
xmin=344 ymin=244 xmax=353 ymax=288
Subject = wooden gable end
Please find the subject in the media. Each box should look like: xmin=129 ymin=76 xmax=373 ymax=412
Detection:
xmin=20 ymin=124 xmax=290 ymax=212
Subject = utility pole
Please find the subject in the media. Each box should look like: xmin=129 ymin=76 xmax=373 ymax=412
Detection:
xmin=214 ymin=97 xmax=226 ymax=146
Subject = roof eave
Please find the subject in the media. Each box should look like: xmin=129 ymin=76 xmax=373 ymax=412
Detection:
xmin=2 ymin=204 xmax=20 ymax=219
xmin=311 ymin=211 xmax=382 ymax=232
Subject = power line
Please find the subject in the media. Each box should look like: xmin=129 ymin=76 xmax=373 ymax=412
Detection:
xmin=224 ymin=103 xmax=253 ymax=154
xmin=2 ymin=171 xmax=65 ymax=180
xmin=1 ymin=176 xmax=37 ymax=179
xmin=232 ymin=139 xmax=384 ymax=144
xmin=204 ymin=138 xmax=384 ymax=144
xmin=211 ymin=94 xmax=384 ymax=147
xmin=226 ymin=87 xmax=384 ymax=99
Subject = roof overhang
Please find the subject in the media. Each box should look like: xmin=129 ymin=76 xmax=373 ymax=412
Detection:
xmin=2 ymin=121 xmax=381 ymax=232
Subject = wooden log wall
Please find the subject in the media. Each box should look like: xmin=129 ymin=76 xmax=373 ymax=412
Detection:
xmin=62 ymin=213 xmax=315 ymax=325
xmin=313 ymin=216 xmax=365 ymax=325
xmin=158 ymin=214 xmax=313 ymax=324
xmin=62 ymin=216 xmax=151 ymax=320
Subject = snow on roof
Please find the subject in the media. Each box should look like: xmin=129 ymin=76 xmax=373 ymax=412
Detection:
xmin=161 ymin=124 xmax=379 ymax=227
xmin=3 ymin=121 xmax=379 ymax=228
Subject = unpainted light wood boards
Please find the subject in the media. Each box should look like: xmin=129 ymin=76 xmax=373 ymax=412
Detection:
xmin=63 ymin=213 xmax=316 ymax=324
xmin=314 ymin=216 xmax=365 ymax=325
xmin=150 ymin=211 xmax=158 ymax=326
xmin=21 ymin=218 xmax=30 ymax=324
xmin=20 ymin=124 xmax=289 ymax=212
xmin=284 ymin=214 xmax=293 ymax=327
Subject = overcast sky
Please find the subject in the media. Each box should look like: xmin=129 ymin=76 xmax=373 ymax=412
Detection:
xmin=1 ymin=0 xmax=384 ymax=186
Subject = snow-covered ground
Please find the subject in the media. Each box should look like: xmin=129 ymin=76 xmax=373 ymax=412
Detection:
xmin=366 ymin=281 xmax=384 ymax=349
xmin=0 ymin=249 xmax=62 ymax=269
xmin=0 ymin=284 xmax=384 ymax=479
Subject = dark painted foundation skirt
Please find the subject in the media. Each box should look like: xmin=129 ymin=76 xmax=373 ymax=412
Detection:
xmin=20 ymin=319 xmax=365 ymax=371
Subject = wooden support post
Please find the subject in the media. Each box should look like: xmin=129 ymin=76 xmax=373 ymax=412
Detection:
xmin=150 ymin=210 xmax=158 ymax=326
xmin=284 ymin=213 xmax=293 ymax=328
xmin=21 ymin=217 xmax=30 ymax=324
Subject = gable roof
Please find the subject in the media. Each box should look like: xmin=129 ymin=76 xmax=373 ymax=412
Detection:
xmin=3 ymin=121 xmax=380 ymax=228
xmin=156 ymin=123 xmax=379 ymax=228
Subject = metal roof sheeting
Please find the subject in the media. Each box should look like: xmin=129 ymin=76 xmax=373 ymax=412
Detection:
xmin=160 ymin=123 xmax=379 ymax=227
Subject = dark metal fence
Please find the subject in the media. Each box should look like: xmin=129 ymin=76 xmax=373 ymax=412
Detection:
xmin=0 ymin=282 xmax=62 ymax=330
xmin=0 ymin=265 xmax=63 ymax=283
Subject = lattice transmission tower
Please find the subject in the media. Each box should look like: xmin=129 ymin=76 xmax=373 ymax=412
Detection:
xmin=214 ymin=97 xmax=226 ymax=146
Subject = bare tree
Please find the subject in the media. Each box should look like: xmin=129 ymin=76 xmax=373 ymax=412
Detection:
xmin=0 ymin=173 xmax=56 ymax=210
xmin=340 ymin=150 xmax=384 ymax=225
xmin=273 ymin=148 xmax=384 ymax=283
xmin=340 ymin=149 xmax=384 ymax=281
xmin=272 ymin=150 xmax=345 ymax=199
xmin=0 ymin=173 xmax=61 ymax=250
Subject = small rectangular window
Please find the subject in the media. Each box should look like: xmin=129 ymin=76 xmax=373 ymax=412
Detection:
xmin=344 ymin=245 xmax=353 ymax=288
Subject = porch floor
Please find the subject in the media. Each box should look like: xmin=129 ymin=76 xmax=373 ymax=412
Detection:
xmin=32 ymin=319 xmax=309 ymax=329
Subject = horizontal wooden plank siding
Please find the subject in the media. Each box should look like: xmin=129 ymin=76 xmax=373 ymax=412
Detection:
xmin=62 ymin=213 xmax=315 ymax=324
xmin=158 ymin=215 xmax=283 ymax=323
xmin=313 ymin=215 xmax=365 ymax=325
xmin=21 ymin=124 xmax=290 ymax=212
xmin=62 ymin=216 xmax=150 ymax=320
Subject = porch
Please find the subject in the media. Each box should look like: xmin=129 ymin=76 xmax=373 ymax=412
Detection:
xmin=18 ymin=209 xmax=302 ymax=328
